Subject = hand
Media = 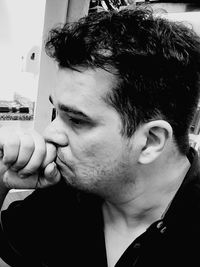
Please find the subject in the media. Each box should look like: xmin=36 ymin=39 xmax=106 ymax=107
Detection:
xmin=0 ymin=127 xmax=61 ymax=189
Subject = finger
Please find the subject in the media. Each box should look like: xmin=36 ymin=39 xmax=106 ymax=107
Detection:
xmin=35 ymin=162 xmax=61 ymax=188
xmin=0 ymin=131 xmax=20 ymax=165
xmin=41 ymin=142 xmax=57 ymax=168
xmin=18 ymin=132 xmax=46 ymax=177
xmin=0 ymin=160 xmax=9 ymax=178
xmin=10 ymin=132 xmax=35 ymax=171
xmin=44 ymin=162 xmax=61 ymax=182
xmin=3 ymin=169 xmax=38 ymax=189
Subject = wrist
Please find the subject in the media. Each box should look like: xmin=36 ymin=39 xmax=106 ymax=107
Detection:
xmin=0 ymin=180 xmax=9 ymax=211
xmin=0 ymin=177 xmax=10 ymax=197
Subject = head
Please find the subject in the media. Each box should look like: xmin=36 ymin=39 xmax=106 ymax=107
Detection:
xmin=46 ymin=7 xmax=200 ymax=155
xmin=44 ymin=7 xmax=200 ymax=200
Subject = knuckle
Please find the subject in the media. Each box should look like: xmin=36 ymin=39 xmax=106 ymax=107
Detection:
xmin=35 ymin=146 xmax=46 ymax=156
xmin=3 ymin=155 xmax=16 ymax=165
xmin=12 ymin=160 xmax=27 ymax=169
xmin=19 ymin=165 xmax=39 ymax=176
xmin=4 ymin=139 xmax=19 ymax=150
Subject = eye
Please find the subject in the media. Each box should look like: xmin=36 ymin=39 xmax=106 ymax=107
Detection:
xmin=69 ymin=117 xmax=84 ymax=126
xmin=67 ymin=116 xmax=91 ymax=129
xmin=58 ymin=110 xmax=93 ymax=129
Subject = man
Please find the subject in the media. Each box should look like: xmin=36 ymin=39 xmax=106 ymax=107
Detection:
xmin=1 ymin=7 xmax=200 ymax=267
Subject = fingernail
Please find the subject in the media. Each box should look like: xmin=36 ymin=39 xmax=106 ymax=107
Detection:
xmin=50 ymin=163 xmax=56 ymax=175
xmin=18 ymin=172 xmax=30 ymax=178
xmin=19 ymin=173 xmax=27 ymax=178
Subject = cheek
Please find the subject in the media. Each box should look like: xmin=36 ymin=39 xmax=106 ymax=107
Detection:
xmin=68 ymin=130 xmax=124 ymax=164
xmin=84 ymin=143 xmax=103 ymax=158
xmin=68 ymin=142 xmax=111 ymax=166
xmin=82 ymin=140 xmax=123 ymax=164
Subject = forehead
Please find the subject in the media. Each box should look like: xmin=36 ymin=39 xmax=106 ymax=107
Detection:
xmin=53 ymin=67 xmax=117 ymax=112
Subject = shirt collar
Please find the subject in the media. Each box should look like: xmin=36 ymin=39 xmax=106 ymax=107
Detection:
xmin=162 ymin=147 xmax=200 ymax=227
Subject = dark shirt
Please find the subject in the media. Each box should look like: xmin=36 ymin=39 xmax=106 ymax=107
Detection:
xmin=0 ymin=148 xmax=200 ymax=267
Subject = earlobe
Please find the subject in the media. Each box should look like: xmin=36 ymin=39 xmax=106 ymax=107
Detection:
xmin=138 ymin=120 xmax=173 ymax=164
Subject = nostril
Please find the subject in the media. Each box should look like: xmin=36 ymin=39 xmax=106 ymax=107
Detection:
xmin=44 ymin=131 xmax=68 ymax=147
xmin=55 ymin=133 xmax=69 ymax=146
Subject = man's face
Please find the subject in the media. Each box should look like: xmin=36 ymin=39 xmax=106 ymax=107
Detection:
xmin=47 ymin=67 xmax=137 ymax=200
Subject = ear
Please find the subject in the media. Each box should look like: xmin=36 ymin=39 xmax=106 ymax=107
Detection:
xmin=138 ymin=120 xmax=173 ymax=164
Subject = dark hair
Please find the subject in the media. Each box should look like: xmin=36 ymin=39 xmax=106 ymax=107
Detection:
xmin=45 ymin=7 xmax=200 ymax=154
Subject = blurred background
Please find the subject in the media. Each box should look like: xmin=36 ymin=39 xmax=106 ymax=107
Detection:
xmin=0 ymin=0 xmax=200 ymax=133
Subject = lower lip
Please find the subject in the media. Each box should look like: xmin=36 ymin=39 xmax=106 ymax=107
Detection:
xmin=56 ymin=157 xmax=74 ymax=176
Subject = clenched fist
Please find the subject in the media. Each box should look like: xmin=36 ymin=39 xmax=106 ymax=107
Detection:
xmin=0 ymin=127 xmax=61 ymax=190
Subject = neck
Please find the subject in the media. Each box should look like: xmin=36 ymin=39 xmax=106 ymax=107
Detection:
xmin=103 ymin=154 xmax=190 ymax=230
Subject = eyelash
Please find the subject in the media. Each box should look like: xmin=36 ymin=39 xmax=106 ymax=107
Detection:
xmin=60 ymin=112 xmax=87 ymax=127
xmin=68 ymin=117 xmax=85 ymax=126
xmin=53 ymin=108 xmax=89 ymax=129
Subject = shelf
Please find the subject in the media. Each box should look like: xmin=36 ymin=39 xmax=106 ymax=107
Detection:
xmin=0 ymin=113 xmax=33 ymax=121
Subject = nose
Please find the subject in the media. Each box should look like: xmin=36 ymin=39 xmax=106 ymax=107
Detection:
xmin=43 ymin=117 xmax=69 ymax=147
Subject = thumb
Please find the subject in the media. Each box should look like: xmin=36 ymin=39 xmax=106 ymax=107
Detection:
xmin=42 ymin=162 xmax=61 ymax=186
xmin=36 ymin=162 xmax=61 ymax=189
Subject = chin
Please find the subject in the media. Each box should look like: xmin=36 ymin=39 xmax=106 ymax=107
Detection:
xmin=62 ymin=174 xmax=99 ymax=194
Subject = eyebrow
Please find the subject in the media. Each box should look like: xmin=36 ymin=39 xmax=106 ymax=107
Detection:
xmin=49 ymin=95 xmax=90 ymax=119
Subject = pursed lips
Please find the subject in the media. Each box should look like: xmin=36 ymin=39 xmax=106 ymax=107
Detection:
xmin=56 ymin=154 xmax=74 ymax=174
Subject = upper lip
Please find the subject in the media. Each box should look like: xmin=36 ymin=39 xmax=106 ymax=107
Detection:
xmin=56 ymin=154 xmax=64 ymax=163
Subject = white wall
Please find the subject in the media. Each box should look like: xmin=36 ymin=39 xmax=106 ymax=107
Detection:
xmin=33 ymin=0 xmax=69 ymax=134
xmin=163 ymin=11 xmax=200 ymax=36
xmin=0 ymin=0 xmax=46 ymax=101
xmin=34 ymin=0 xmax=91 ymax=134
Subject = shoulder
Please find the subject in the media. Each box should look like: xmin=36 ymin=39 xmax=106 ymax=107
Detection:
xmin=0 ymin=180 xmax=103 ymax=266
xmin=2 ymin=179 xmax=103 ymax=226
